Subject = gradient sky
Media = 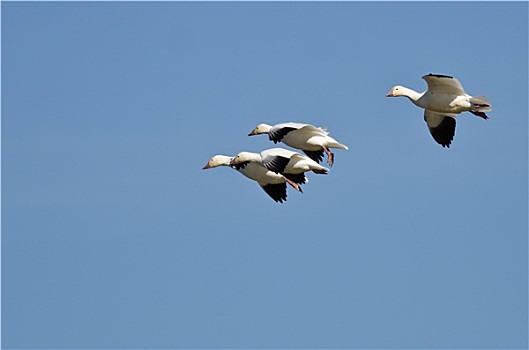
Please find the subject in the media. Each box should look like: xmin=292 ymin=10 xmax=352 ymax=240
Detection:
xmin=2 ymin=2 xmax=527 ymax=349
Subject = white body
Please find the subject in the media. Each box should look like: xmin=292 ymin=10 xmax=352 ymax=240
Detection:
xmin=202 ymin=155 xmax=287 ymax=186
xmin=249 ymin=122 xmax=348 ymax=151
xmin=202 ymin=154 xmax=306 ymax=203
xmin=386 ymin=74 xmax=491 ymax=148
xmin=387 ymin=74 xmax=491 ymax=115
xmin=231 ymin=148 xmax=329 ymax=175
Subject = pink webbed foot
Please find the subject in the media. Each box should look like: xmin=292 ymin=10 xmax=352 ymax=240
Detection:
xmin=322 ymin=146 xmax=335 ymax=167
xmin=470 ymin=110 xmax=489 ymax=120
xmin=312 ymin=169 xmax=328 ymax=175
xmin=283 ymin=176 xmax=303 ymax=193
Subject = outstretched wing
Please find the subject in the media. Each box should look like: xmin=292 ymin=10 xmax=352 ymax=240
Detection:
xmin=283 ymin=172 xmax=307 ymax=185
xmin=268 ymin=123 xmax=326 ymax=143
xmin=260 ymin=153 xmax=291 ymax=174
xmin=302 ymin=150 xmax=324 ymax=163
xmin=424 ymin=110 xmax=457 ymax=148
xmin=260 ymin=183 xmax=287 ymax=203
xmin=268 ymin=126 xmax=297 ymax=143
xmin=422 ymin=73 xmax=466 ymax=95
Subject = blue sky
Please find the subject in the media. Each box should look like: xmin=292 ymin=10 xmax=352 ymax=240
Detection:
xmin=2 ymin=2 xmax=527 ymax=349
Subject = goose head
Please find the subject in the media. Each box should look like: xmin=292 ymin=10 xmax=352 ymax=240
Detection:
xmin=229 ymin=152 xmax=258 ymax=166
xmin=202 ymin=155 xmax=232 ymax=169
xmin=385 ymin=85 xmax=407 ymax=97
xmin=248 ymin=123 xmax=273 ymax=136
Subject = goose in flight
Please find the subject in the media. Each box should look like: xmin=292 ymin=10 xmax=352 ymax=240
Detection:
xmin=386 ymin=73 xmax=491 ymax=147
xmin=248 ymin=122 xmax=348 ymax=166
xmin=202 ymin=155 xmax=307 ymax=203
xmin=230 ymin=148 xmax=328 ymax=192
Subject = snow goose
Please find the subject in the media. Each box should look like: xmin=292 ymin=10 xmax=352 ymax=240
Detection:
xmin=202 ymin=155 xmax=307 ymax=203
xmin=386 ymin=73 xmax=491 ymax=148
xmin=248 ymin=122 xmax=348 ymax=166
xmin=230 ymin=148 xmax=329 ymax=192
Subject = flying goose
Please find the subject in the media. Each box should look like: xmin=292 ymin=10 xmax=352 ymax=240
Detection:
xmin=230 ymin=148 xmax=329 ymax=192
xmin=248 ymin=122 xmax=348 ymax=166
xmin=386 ymin=73 xmax=491 ymax=147
xmin=202 ymin=155 xmax=306 ymax=203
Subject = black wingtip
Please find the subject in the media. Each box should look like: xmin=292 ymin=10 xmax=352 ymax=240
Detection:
xmin=269 ymin=127 xmax=297 ymax=144
xmin=425 ymin=73 xmax=454 ymax=79
xmin=430 ymin=117 xmax=455 ymax=148
xmin=283 ymin=172 xmax=307 ymax=185
xmin=264 ymin=155 xmax=290 ymax=174
xmin=302 ymin=150 xmax=324 ymax=163
xmin=261 ymin=183 xmax=287 ymax=203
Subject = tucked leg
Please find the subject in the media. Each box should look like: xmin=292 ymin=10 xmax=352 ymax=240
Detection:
xmin=323 ymin=146 xmax=335 ymax=166
xmin=470 ymin=110 xmax=489 ymax=120
xmin=283 ymin=176 xmax=303 ymax=193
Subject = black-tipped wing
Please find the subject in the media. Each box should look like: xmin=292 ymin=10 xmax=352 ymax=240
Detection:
xmin=260 ymin=183 xmax=287 ymax=203
xmin=261 ymin=154 xmax=290 ymax=174
xmin=268 ymin=127 xmax=297 ymax=143
xmin=302 ymin=150 xmax=324 ymax=163
xmin=283 ymin=172 xmax=307 ymax=185
xmin=424 ymin=73 xmax=453 ymax=79
xmin=422 ymin=73 xmax=465 ymax=95
xmin=233 ymin=161 xmax=250 ymax=171
xmin=424 ymin=110 xmax=456 ymax=148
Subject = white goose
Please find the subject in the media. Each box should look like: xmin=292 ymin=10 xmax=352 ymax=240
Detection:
xmin=230 ymin=148 xmax=329 ymax=192
xmin=386 ymin=73 xmax=491 ymax=148
xmin=248 ymin=122 xmax=348 ymax=166
xmin=202 ymin=155 xmax=307 ymax=203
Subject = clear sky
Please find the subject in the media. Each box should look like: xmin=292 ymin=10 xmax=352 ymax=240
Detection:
xmin=2 ymin=2 xmax=527 ymax=349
